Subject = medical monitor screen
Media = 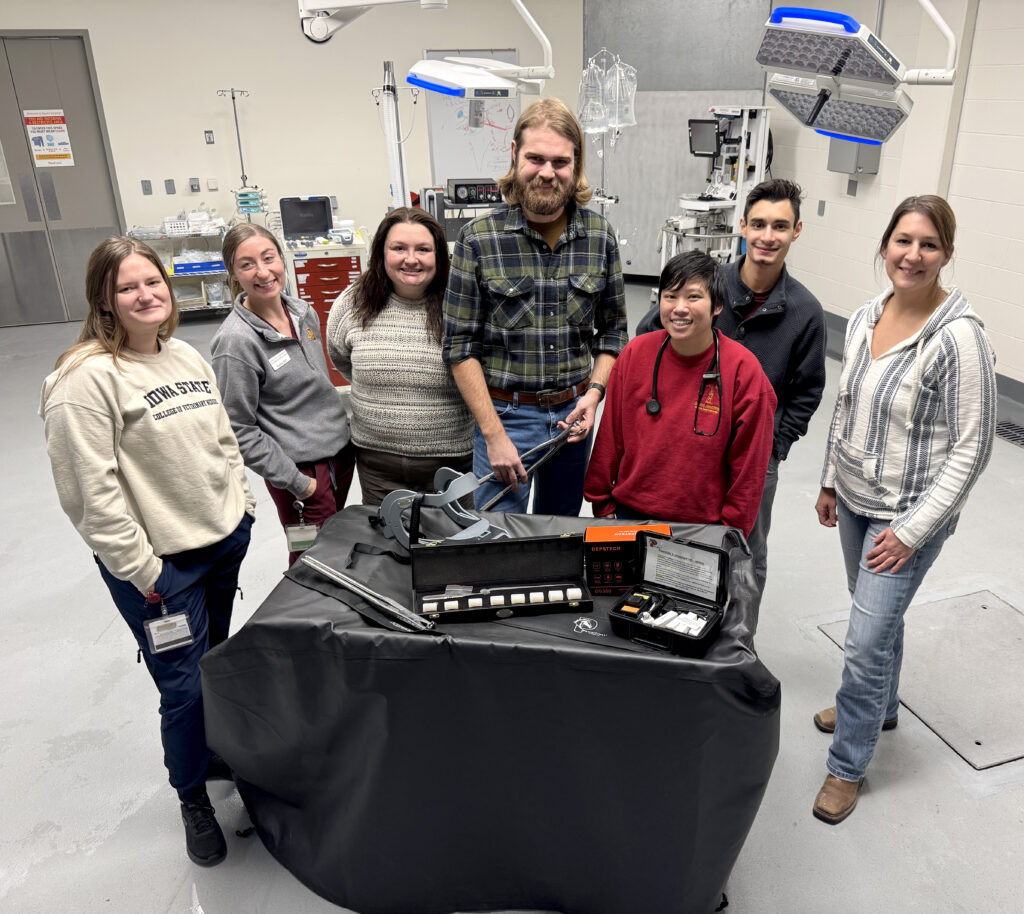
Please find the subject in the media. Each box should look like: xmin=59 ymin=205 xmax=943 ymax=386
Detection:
xmin=280 ymin=197 xmax=333 ymax=238
xmin=688 ymin=120 xmax=721 ymax=158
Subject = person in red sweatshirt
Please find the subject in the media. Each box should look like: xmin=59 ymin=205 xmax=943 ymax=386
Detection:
xmin=584 ymin=250 xmax=776 ymax=537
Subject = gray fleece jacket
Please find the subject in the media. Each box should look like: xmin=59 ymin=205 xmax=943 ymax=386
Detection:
xmin=210 ymin=293 xmax=350 ymax=497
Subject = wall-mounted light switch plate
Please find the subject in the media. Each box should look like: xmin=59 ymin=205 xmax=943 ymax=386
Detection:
xmin=165 ymin=179 xmax=176 ymax=195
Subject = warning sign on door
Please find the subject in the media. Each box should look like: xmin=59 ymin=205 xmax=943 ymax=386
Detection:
xmin=24 ymin=109 xmax=75 ymax=167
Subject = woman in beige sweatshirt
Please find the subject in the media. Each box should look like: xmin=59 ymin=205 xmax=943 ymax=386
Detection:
xmin=40 ymin=237 xmax=255 ymax=868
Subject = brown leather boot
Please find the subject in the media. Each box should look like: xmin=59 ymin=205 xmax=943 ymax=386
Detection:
xmin=813 ymin=774 xmax=864 ymax=824
xmin=813 ymin=705 xmax=898 ymax=733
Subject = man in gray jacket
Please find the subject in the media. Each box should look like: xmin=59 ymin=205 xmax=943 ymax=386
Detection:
xmin=637 ymin=179 xmax=825 ymax=619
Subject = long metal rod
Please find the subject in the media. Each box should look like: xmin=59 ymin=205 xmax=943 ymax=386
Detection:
xmin=217 ymin=88 xmax=250 ymax=187
xmin=300 ymin=555 xmax=435 ymax=632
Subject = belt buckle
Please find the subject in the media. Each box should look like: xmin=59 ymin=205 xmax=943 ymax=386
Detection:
xmin=535 ymin=387 xmax=560 ymax=407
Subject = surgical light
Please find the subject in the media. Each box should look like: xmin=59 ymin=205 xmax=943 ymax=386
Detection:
xmin=298 ymin=0 xmax=553 ymax=98
xmin=766 ymin=73 xmax=912 ymax=145
xmin=757 ymin=3 xmax=957 ymax=145
xmin=757 ymin=8 xmax=905 ymax=89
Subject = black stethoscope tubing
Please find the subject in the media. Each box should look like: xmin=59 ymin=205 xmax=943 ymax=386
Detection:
xmin=646 ymin=329 xmax=723 ymax=436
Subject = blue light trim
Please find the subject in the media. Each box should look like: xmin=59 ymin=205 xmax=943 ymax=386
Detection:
xmin=815 ymin=129 xmax=883 ymax=145
xmin=770 ymin=7 xmax=860 ymax=33
xmin=406 ymin=75 xmax=465 ymax=97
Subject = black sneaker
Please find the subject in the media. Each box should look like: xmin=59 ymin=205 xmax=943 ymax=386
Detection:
xmin=180 ymin=796 xmax=227 ymax=866
xmin=206 ymin=751 xmax=234 ymax=782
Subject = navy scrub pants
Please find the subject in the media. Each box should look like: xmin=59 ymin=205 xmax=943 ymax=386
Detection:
xmin=96 ymin=514 xmax=253 ymax=800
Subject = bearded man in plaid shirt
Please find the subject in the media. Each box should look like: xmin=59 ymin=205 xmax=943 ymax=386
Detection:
xmin=443 ymin=98 xmax=628 ymax=515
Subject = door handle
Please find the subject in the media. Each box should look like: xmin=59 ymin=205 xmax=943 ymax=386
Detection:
xmin=38 ymin=171 xmax=62 ymax=221
xmin=18 ymin=175 xmax=42 ymax=223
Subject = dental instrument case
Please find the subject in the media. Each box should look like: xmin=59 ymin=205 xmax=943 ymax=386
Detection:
xmin=609 ymin=532 xmax=728 ymax=657
xmin=410 ymin=533 xmax=593 ymax=622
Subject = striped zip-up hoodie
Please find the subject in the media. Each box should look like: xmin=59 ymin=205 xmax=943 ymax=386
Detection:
xmin=821 ymin=288 xmax=996 ymax=550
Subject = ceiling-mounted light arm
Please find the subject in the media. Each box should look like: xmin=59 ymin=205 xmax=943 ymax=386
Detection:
xmin=509 ymin=0 xmax=553 ymax=80
xmin=297 ymin=0 xmax=447 ymax=43
xmin=903 ymin=0 xmax=956 ymax=84
xmin=441 ymin=0 xmax=554 ymax=83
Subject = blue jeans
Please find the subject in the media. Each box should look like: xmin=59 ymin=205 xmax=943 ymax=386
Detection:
xmin=96 ymin=514 xmax=252 ymax=799
xmin=827 ymin=499 xmax=952 ymax=782
xmin=473 ymin=395 xmax=590 ymax=515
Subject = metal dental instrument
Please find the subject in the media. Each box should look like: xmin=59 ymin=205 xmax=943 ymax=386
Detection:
xmin=300 ymin=555 xmax=436 ymax=632
xmin=375 ymin=422 xmax=581 ymax=552
xmin=477 ymin=421 xmax=578 ymax=510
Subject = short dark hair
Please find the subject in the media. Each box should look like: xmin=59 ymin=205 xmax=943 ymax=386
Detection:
xmin=658 ymin=250 xmax=724 ymax=313
xmin=351 ymin=207 xmax=450 ymax=343
xmin=743 ymin=178 xmax=804 ymax=223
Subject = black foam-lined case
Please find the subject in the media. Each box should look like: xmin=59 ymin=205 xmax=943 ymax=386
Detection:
xmin=411 ymin=533 xmax=593 ymax=622
xmin=608 ymin=532 xmax=728 ymax=657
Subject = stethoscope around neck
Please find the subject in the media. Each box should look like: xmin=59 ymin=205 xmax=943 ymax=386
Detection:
xmin=647 ymin=329 xmax=723 ymax=437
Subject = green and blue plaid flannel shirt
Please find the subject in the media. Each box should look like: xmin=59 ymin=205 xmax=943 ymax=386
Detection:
xmin=442 ymin=203 xmax=628 ymax=391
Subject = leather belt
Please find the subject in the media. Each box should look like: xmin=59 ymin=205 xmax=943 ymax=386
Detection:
xmin=487 ymin=377 xmax=590 ymax=408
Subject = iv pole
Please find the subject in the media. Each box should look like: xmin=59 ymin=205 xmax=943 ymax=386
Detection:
xmin=217 ymin=88 xmax=263 ymax=222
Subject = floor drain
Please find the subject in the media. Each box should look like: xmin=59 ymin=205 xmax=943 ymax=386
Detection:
xmin=996 ymin=421 xmax=1024 ymax=448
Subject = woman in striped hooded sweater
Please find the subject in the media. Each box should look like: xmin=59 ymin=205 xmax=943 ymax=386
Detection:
xmin=811 ymin=195 xmax=996 ymax=825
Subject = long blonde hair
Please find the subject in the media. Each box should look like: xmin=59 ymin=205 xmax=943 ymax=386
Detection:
xmin=55 ymin=236 xmax=179 ymax=371
xmin=497 ymin=97 xmax=593 ymax=207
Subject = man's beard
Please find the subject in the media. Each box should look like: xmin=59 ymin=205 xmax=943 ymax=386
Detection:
xmin=516 ymin=170 xmax=574 ymax=216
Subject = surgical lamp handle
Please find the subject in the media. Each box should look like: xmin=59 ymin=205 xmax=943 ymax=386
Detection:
xmin=805 ymin=87 xmax=831 ymax=127
xmin=769 ymin=7 xmax=859 ymax=34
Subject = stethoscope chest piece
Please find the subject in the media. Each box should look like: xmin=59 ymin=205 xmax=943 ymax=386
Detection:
xmin=647 ymin=331 xmax=721 ymax=434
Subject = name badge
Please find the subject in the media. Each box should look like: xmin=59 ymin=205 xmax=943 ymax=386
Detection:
xmin=269 ymin=349 xmax=291 ymax=371
xmin=286 ymin=523 xmax=319 ymax=553
xmin=144 ymin=612 xmax=195 ymax=654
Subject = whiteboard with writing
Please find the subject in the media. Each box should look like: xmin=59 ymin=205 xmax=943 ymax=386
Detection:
xmin=424 ymin=49 xmax=520 ymax=186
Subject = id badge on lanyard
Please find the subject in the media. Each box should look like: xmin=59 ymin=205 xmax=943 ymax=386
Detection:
xmin=142 ymin=592 xmax=195 ymax=654
xmin=285 ymin=498 xmax=319 ymax=553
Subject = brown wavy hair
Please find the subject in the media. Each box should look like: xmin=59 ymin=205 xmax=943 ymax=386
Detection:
xmin=878 ymin=195 xmax=956 ymax=260
xmin=497 ymin=97 xmax=593 ymax=207
xmin=56 ymin=236 xmax=178 ymax=370
xmin=350 ymin=208 xmax=450 ymax=343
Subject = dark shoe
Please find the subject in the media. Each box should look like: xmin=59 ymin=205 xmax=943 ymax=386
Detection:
xmin=180 ymin=795 xmax=227 ymax=866
xmin=813 ymin=705 xmax=898 ymax=734
xmin=813 ymin=774 xmax=863 ymax=824
xmin=206 ymin=751 xmax=234 ymax=782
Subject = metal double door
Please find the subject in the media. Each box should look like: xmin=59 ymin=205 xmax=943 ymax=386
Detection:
xmin=0 ymin=35 xmax=121 ymax=326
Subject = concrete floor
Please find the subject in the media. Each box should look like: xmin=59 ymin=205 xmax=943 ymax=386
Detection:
xmin=3 ymin=282 xmax=1024 ymax=913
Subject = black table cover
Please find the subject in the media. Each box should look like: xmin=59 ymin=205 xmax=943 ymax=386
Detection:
xmin=201 ymin=507 xmax=780 ymax=914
